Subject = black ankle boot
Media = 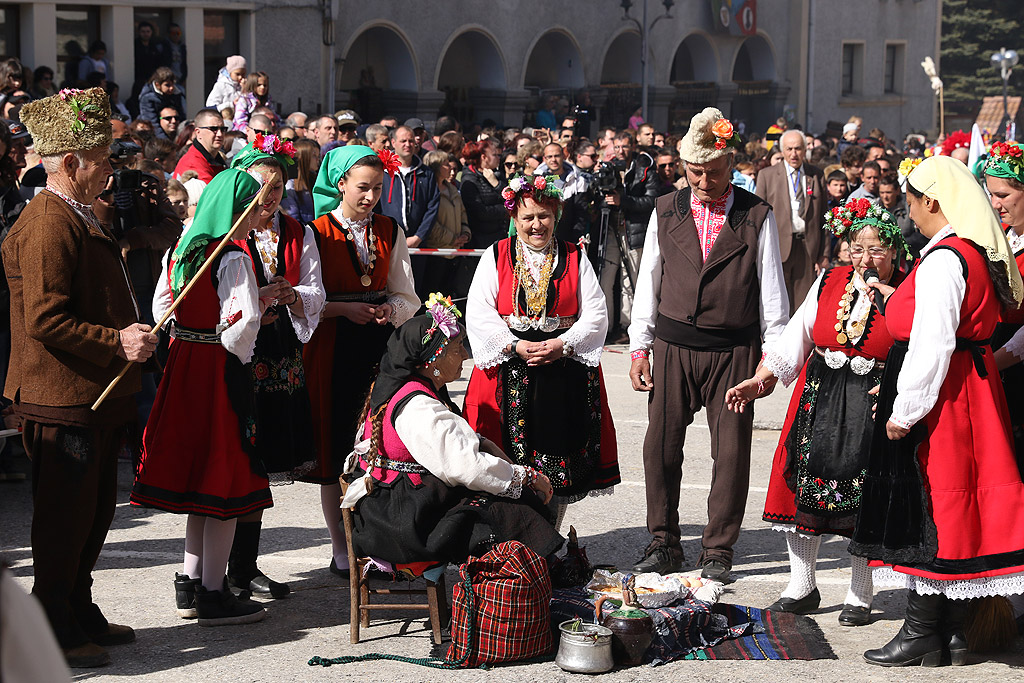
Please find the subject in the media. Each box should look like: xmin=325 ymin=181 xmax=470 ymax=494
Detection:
xmin=195 ymin=578 xmax=266 ymax=627
xmin=942 ymin=596 xmax=970 ymax=666
xmin=864 ymin=591 xmax=944 ymax=667
xmin=174 ymin=573 xmax=200 ymax=618
xmin=227 ymin=521 xmax=290 ymax=598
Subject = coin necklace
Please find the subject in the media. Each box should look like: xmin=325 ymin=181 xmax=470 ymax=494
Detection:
xmin=254 ymin=214 xmax=280 ymax=276
xmin=835 ymin=277 xmax=871 ymax=345
xmin=514 ymin=238 xmax=555 ymax=317
xmin=340 ymin=215 xmax=377 ymax=287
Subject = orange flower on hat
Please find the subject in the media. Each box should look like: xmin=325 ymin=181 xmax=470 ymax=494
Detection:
xmin=711 ymin=118 xmax=735 ymax=150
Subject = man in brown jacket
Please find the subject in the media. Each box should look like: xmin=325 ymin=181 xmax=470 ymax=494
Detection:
xmin=755 ymin=130 xmax=829 ymax=310
xmin=628 ymin=108 xmax=789 ymax=581
xmin=6 ymin=87 xmax=158 ymax=668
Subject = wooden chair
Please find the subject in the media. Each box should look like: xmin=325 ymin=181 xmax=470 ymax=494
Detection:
xmin=341 ymin=502 xmax=448 ymax=644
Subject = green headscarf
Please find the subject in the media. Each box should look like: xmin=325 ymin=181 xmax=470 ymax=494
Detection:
xmin=170 ymin=168 xmax=262 ymax=296
xmin=983 ymin=140 xmax=1024 ymax=185
xmin=312 ymin=146 xmax=377 ymax=218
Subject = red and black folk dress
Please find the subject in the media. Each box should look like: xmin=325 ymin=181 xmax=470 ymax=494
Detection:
xmin=301 ymin=211 xmax=417 ymax=483
xmin=851 ymin=234 xmax=1024 ymax=589
xmin=235 ymin=213 xmax=322 ymax=483
xmin=344 ymin=377 xmax=562 ymax=564
xmin=464 ymin=237 xmax=620 ymax=502
xmin=762 ymin=265 xmax=903 ymax=537
xmin=992 ymin=231 xmax=1024 ymax=464
xmin=131 ymin=244 xmax=272 ymax=519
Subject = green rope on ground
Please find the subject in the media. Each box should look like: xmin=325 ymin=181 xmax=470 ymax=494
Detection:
xmin=308 ymin=572 xmax=490 ymax=671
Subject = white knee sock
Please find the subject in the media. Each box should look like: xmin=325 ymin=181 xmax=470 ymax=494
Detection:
xmin=200 ymin=517 xmax=238 ymax=592
xmin=183 ymin=514 xmax=205 ymax=579
xmin=780 ymin=532 xmax=821 ymax=600
xmin=553 ymin=503 xmax=569 ymax=534
xmin=321 ymin=483 xmax=348 ymax=569
xmin=844 ymin=554 xmax=873 ymax=608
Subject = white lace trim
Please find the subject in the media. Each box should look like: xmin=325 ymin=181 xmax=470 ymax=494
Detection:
xmin=872 ymin=566 xmax=1024 ymax=600
xmin=387 ymin=294 xmax=416 ymax=326
xmin=762 ymin=348 xmax=802 ymax=387
xmin=588 ymin=486 xmax=615 ymax=497
xmin=1007 ymin=227 xmax=1024 ymax=255
xmin=289 ymin=288 xmax=320 ymax=344
xmin=499 ymin=464 xmax=528 ymax=499
xmin=560 ymin=327 xmax=602 ymax=367
xmin=770 ymin=524 xmax=819 ymax=541
xmin=474 ymin=330 xmax=519 ymax=370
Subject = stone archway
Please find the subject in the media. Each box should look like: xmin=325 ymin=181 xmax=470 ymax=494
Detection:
xmin=524 ymin=30 xmax=584 ymax=90
xmin=599 ymin=31 xmax=643 ymax=128
xmin=731 ymin=35 xmax=778 ymax=132
xmin=436 ymin=28 xmax=508 ymax=124
xmin=669 ymin=33 xmax=720 ymax=130
xmin=340 ymin=25 xmax=417 ymax=122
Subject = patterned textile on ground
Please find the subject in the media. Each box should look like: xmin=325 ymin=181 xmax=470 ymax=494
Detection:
xmin=683 ymin=604 xmax=838 ymax=661
xmin=549 ymin=588 xmax=750 ymax=664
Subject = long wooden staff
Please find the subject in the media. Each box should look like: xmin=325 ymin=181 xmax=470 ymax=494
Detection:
xmin=91 ymin=183 xmax=271 ymax=411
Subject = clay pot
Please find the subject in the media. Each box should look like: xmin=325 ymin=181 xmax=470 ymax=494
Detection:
xmin=594 ymin=595 xmax=654 ymax=666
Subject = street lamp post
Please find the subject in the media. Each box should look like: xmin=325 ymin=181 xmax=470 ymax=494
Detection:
xmin=991 ymin=47 xmax=1019 ymax=139
xmin=621 ymin=0 xmax=674 ymax=122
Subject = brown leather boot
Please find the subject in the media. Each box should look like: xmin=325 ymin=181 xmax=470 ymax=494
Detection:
xmin=63 ymin=642 xmax=111 ymax=668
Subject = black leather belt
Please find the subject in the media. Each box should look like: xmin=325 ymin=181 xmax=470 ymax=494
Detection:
xmin=171 ymin=322 xmax=221 ymax=344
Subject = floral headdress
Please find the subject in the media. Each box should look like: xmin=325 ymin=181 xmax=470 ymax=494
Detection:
xmin=940 ymin=129 xmax=971 ymax=157
xmin=252 ymin=133 xmax=296 ymax=164
xmin=823 ymin=197 xmax=909 ymax=257
xmin=501 ymin=174 xmax=563 ymax=212
xmin=421 ymin=292 xmax=463 ymax=363
xmin=984 ymin=140 xmax=1024 ymax=184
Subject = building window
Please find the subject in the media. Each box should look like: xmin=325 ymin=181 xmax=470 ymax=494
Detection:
xmin=0 ymin=5 xmax=20 ymax=61
xmin=884 ymin=43 xmax=905 ymax=94
xmin=204 ymin=10 xmax=240 ymax=100
xmin=56 ymin=5 xmax=100 ymax=88
xmin=841 ymin=42 xmax=863 ymax=97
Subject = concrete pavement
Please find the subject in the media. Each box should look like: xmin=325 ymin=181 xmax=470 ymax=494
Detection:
xmin=1 ymin=345 xmax=1022 ymax=681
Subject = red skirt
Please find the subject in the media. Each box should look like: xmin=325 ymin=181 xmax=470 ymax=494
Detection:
xmin=131 ymin=339 xmax=272 ymax=520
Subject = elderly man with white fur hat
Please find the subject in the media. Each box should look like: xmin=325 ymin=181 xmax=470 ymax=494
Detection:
xmin=628 ymin=107 xmax=789 ymax=581
xmin=5 ymin=87 xmax=158 ymax=668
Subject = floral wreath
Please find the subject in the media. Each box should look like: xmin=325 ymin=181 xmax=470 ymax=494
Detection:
xmin=421 ymin=292 xmax=463 ymax=362
xmin=251 ymin=133 xmax=296 ymax=165
xmin=823 ymin=197 xmax=909 ymax=257
xmin=985 ymin=140 xmax=1024 ymax=178
xmin=501 ymin=174 xmax=562 ymax=212
xmin=58 ymin=88 xmax=103 ymax=134
xmin=710 ymin=118 xmax=742 ymax=151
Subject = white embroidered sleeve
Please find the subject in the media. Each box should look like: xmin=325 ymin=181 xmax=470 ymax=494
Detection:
xmin=1002 ymin=325 xmax=1024 ymax=363
xmin=152 ymin=250 xmax=174 ymax=330
xmin=628 ymin=211 xmax=662 ymax=352
xmin=467 ymin=247 xmax=518 ymax=369
xmin=286 ymin=224 xmax=327 ymax=344
xmin=559 ymin=251 xmax=608 ymax=367
xmin=217 ymin=251 xmax=263 ymax=364
xmin=890 ymin=250 xmax=965 ymax=429
xmin=393 ymin=394 xmax=518 ymax=495
xmin=762 ymin=270 xmax=822 ymax=386
xmin=758 ymin=210 xmax=791 ymax=343
xmin=386 ymin=233 xmax=420 ymax=326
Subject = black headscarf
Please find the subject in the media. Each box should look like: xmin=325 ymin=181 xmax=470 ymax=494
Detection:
xmin=369 ymin=314 xmax=464 ymax=414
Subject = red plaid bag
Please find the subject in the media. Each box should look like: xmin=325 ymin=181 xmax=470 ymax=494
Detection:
xmin=446 ymin=540 xmax=554 ymax=667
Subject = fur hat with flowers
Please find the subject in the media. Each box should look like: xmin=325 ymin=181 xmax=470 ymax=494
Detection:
xmin=18 ymin=87 xmax=111 ymax=157
xmin=678 ymin=107 xmax=742 ymax=164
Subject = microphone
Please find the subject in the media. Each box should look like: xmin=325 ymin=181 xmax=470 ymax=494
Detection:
xmin=863 ymin=268 xmax=885 ymax=315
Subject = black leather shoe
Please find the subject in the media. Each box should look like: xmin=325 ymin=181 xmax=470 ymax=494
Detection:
xmin=863 ymin=591 xmax=943 ymax=667
xmin=329 ymin=558 xmax=351 ymax=580
xmin=766 ymin=588 xmax=821 ymax=615
xmin=941 ymin=596 xmax=969 ymax=666
xmin=838 ymin=604 xmax=871 ymax=626
xmin=633 ymin=545 xmax=683 ymax=575
xmin=699 ymin=558 xmax=732 ymax=583
xmin=89 ymin=623 xmax=136 ymax=647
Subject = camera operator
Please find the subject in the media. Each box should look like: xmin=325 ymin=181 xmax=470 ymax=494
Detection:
xmin=601 ymin=130 xmax=660 ymax=339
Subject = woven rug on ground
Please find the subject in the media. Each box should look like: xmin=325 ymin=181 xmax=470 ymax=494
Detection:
xmin=682 ymin=604 xmax=837 ymax=661
xmin=550 ymin=588 xmax=750 ymax=664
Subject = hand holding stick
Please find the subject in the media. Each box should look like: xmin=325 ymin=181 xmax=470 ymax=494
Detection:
xmin=91 ymin=183 xmax=272 ymax=411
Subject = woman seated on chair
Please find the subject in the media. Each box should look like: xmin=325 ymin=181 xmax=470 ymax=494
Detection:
xmin=341 ymin=293 xmax=564 ymax=565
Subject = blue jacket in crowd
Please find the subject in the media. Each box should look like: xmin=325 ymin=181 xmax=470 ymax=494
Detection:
xmin=379 ymin=156 xmax=440 ymax=242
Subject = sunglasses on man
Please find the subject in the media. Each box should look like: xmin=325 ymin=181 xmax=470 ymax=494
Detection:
xmin=251 ymin=128 xmax=274 ymax=136
xmin=197 ymin=125 xmax=227 ymax=133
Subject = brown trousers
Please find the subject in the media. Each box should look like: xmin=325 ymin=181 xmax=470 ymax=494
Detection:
xmin=782 ymin=239 xmax=815 ymax=312
xmin=642 ymin=337 xmax=758 ymax=564
xmin=27 ymin=420 xmax=122 ymax=648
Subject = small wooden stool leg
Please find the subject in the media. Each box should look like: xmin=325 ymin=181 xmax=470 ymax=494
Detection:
xmin=342 ymin=507 xmax=361 ymax=644
xmin=427 ymin=580 xmax=442 ymax=645
xmin=360 ymin=574 xmax=371 ymax=628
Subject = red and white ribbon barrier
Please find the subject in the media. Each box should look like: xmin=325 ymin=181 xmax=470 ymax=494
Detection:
xmin=408 ymin=248 xmax=487 ymax=256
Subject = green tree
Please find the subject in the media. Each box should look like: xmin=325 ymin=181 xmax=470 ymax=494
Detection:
xmin=942 ymin=0 xmax=1024 ymax=103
